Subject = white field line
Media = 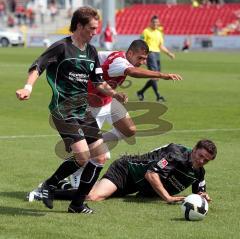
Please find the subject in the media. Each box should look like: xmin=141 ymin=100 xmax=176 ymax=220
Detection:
xmin=169 ymin=128 xmax=240 ymax=133
xmin=0 ymin=128 xmax=240 ymax=140
xmin=0 ymin=134 xmax=58 ymax=139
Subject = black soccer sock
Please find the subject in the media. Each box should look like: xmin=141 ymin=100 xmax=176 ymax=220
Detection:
xmin=46 ymin=156 xmax=81 ymax=187
xmin=140 ymin=80 xmax=153 ymax=94
xmin=71 ymin=160 xmax=103 ymax=206
xmin=54 ymin=189 xmax=77 ymax=200
xmin=151 ymin=80 xmax=160 ymax=98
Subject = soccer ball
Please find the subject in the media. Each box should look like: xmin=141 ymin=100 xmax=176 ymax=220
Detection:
xmin=181 ymin=194 xmax=208 ymax=221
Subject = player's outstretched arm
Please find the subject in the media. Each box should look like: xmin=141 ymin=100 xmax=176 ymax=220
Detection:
xmin=16 ymin=69 xmax=39 ymax=100
xmin=125 ymin=67 xmax=182 ymax=81
xmin=145 ymin=171 xmax=185 ymax=203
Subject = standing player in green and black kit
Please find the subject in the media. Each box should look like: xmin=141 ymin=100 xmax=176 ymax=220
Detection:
xmin=16 ymin=6 xmax=127 ymax=214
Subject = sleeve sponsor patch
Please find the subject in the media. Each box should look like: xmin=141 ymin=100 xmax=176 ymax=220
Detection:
xmin=157 ymin=158 xmax=168 ymax=169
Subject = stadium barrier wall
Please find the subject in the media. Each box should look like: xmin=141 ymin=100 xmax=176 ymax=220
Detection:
xmin=112 ymin=35 xmax=240 ymax=50
xmin=26 ymin=34 xmax=240 ymax=50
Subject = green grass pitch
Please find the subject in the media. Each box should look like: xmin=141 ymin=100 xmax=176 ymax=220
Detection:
xmin=0 ymin=48 xmax=239 ymax=239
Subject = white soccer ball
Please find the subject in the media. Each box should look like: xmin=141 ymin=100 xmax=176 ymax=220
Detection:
xmin=181 ymin=194 xmax=208 ymax=221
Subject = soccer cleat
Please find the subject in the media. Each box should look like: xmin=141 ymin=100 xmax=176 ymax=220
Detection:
xmin=136 ymin=91 xmax=144 ymax=101
xmin=68 ymin=203 xmax=94 ymax=214
xmin=41 ymin=182 xmax=55 ymax=209
xmin=157 ymin=96 xmax=166 ymax=102
xmin=27 ymin=189 xmax=43 ymax=202
xmin=26 ymin=182 xmax=43 ymax=202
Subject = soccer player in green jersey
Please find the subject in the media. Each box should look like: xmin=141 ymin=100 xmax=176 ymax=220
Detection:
xmin=28 ymin=139 xmax=216 ymax=204
xmin=87 ymin=139 xmax=217 ymax=203
xmin=16 ymin=6 xmax=127 ymax=214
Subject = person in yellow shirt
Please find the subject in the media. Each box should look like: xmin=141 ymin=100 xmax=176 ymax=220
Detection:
xmin=137 ymin=15 xmax=175 ymax=102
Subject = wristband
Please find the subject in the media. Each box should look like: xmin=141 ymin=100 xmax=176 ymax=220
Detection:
xmin=24 ymin=84 xmax=33 ymax=93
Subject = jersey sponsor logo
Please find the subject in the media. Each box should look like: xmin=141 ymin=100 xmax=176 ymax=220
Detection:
xmin=78 ymin=54 xmax=86 ymax=58
xmin=69 ymin=72 xmax=89 ymax=83
xmin=157 ymin=158 xmax=168 ymax=169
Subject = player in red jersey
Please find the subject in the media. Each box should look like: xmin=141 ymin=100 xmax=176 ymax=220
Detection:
xmin=88 ymin=39 xmax=182 ymax=144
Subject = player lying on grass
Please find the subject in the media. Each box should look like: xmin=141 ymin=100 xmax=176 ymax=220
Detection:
xmin=28 ymin=139 xmax=216 ymax=203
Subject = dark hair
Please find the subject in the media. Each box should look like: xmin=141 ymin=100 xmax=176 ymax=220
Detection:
xmin=69 ymin=6 xmax=99 ymax=32
xmin=127 ymin=39 xmax=149 ymax=54
xmin=195 ymin=139 xmax=217 ymax=159
xmin=151 ymin=15 xmax=159 ymax=22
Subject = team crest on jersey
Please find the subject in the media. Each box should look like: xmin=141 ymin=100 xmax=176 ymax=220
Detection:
xmin=157 ymin=158 xmax=168 ymax=169
xmin=90 ymin=63 xmax=94 ymax=71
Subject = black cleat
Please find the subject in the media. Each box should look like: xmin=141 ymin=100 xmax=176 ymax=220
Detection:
xmin=137 ymin=91 xmax=144 ymax=101
xmin=68 ymin=203 xmax=94 ymax=214
xmin=41 ymin=182 xmax=55 ymax=209
xmin=157 ymin=96 xmax=166 ymax=102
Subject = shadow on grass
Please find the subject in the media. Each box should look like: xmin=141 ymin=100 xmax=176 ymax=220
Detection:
xmin=0 ymin=206 xmax=46 ymax=217
xmin=0 ymin=205 xmax=68 ymax=216
xmin=121 ymin=195 xmax=163 ymax=203
xmin=0 ymin=191 xmax=67 ymax=215
xmin=170 ymin=218 xmax=187 ymax=222
xmin=0 ymin=191 xmax=27 ymax=200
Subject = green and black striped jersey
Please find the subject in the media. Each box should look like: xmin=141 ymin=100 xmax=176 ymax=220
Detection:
xmin=123 ymin=143 xmax=206 ymax=196
xmin=29 ymin=36 xmax=103 ymax=119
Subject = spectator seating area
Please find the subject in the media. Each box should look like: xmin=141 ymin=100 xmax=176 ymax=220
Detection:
xmin=116 ymin=3 xmax=240 ymax=35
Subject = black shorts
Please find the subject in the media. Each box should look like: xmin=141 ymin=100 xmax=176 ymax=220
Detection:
xmin=51 ymin=111 xmax=102 ymax=153
xmin=102 ymin=158 xmax=137 ymax=197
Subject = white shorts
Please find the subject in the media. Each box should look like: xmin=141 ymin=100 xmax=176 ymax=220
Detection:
xmin=89 ymin=98 xmax=128 ymax=129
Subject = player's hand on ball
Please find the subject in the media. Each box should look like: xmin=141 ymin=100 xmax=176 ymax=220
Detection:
xmin=16 ymin=89 xmax=31 ymax=100
xmin=198 ymin=192 xmax=212 ymax=202
xmin=166 ymin=195 xmax=185 ymax=203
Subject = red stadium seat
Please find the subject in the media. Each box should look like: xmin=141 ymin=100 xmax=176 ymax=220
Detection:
xmin=116 ymin=3 xmax=240 ymax=35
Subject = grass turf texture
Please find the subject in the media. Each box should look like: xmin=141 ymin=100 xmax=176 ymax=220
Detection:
xmin=0 ymin=48 xmax=239 ymax=239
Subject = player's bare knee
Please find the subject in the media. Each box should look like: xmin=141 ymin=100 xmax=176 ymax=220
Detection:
xmin=93 ymin=154 xmax=107 ymax=165
xmin=74 ymin=152 xmax=90 ymax=166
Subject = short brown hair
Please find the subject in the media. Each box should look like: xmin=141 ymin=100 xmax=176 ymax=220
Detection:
xmin=195 ymin=139 xmax=217 ymax=159
xmin=69 ymin=6 xmax=99 ymax=32
xmin=127 ymin=39 xmax=149 ymax=54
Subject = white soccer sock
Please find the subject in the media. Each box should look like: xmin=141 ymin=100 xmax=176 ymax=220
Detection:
xmin=102 ymin=128 xmax=126 ymax=142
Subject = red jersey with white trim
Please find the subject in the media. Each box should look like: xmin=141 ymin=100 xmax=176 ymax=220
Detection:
xmin=88 ymin=51 xmax=133 ymax=107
